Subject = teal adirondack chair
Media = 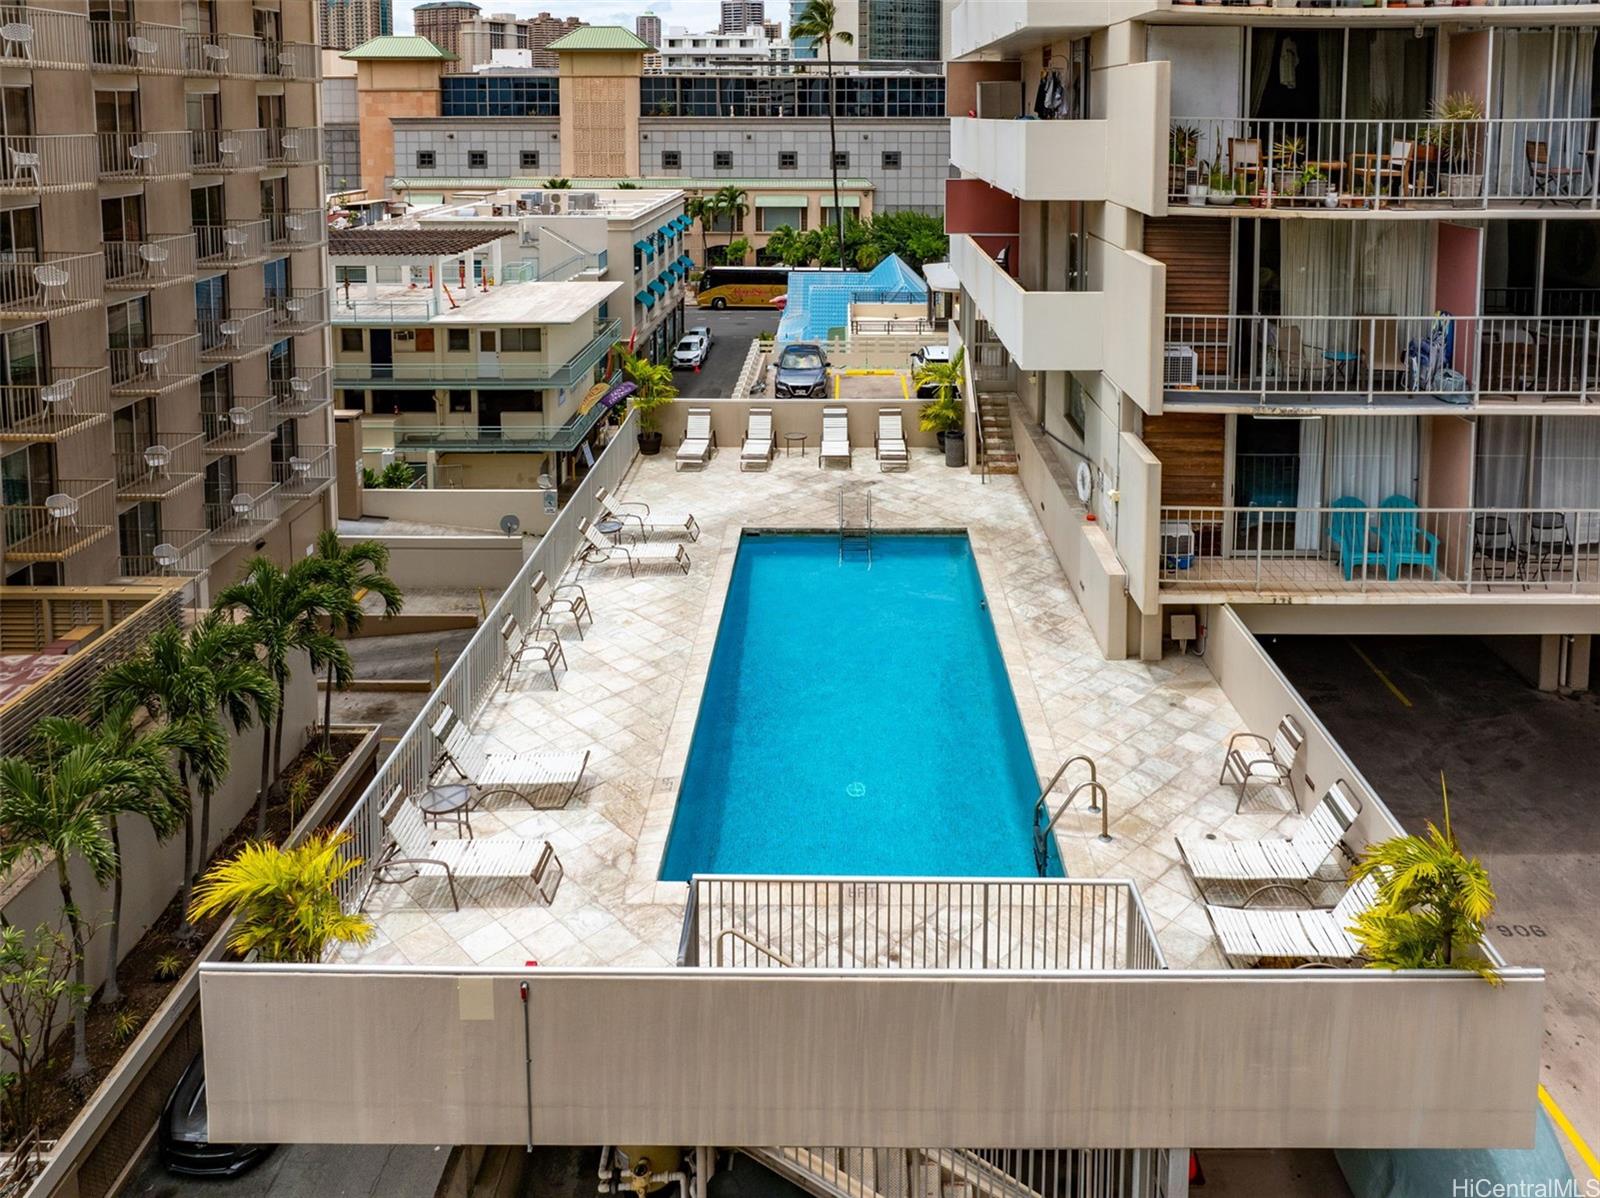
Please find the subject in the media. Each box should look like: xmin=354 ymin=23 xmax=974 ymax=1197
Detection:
xmin=1328 ymin=497 xmax=1382 ymax=580
xmin=1377 ymin=494 xmax=1440 ymax=580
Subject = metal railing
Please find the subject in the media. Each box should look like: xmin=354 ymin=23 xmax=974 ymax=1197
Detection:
xmin=266 ymin=207 xmax=326 ymax=249
xmin=95 ymin=129 xmax=191 ymax=181
xmin=678 ymin=875 xmax=1166 ymax=972
xmin=189 ymin=127 xmax=264 ymax=173
xmin=184 ymin=32 xmax=317 ymax=79
xmin=202 ymin=395 xmax=274 ymax=452
xmin=113 ymin=431 xmax=203 ymax=501
xmin=194 ymin=218 xmax=270 ymax=265
xmin=331 ymin=410 xmax=640 ymax=913
xmin=266 ymin=288 xmax=329 ymax=335
xmin=198 ymin=308 xmax=273 ymax=360
xmin=0 ymin=133 xmax=97 ymax=193
xmin=0 ymin=366 xmax=111 ymax=442
xmin=118 ymin=528 xmax=209 ymax=580
xmin=261 ymin=126 xmax=322 ymax=167
xmin=0 ymin=250 xmax=104 ymax=318
xmin=387 ymin=401 xmax=612 ymax=455
xmin=206 ymin=482 xmax=282 ymax=544
xmin=1158 ymin=504 xmax=1600 ymax=594
xmin=269 ymin=367 xmax=332 ymax=418
xmin=750 ymin=1147 xmax=1182 ymax=1198
xmin=103 ymin=233 xmax=197 ymax=289
xmin=109 ymin=333 xmax=201 ymax=395
xmin=89 ymin=18 xmax=186 ymax=73
xmin=262 ymin=40 xmax=320 ymax=82
xmin=272 ymin=444 xmax=334 ymax=497
xmin=2 ymin=478 xmax=114 ymax=565
xmin=330 ymin=291 xmax=445 ymax=324
xmin=334 ymin=319 xmax=622 ymax=389
xmin=0 ymin=3 xmax=89 ymax=69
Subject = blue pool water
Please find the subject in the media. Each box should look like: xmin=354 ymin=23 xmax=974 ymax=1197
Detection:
xmin=660 ymin=533 xmax=1056 ymax=879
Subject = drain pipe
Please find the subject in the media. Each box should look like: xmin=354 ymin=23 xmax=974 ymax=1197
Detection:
xmin=695 ymin=1147 xmax=712 ymax=1198
xmin=519 ymin=981 xmax=534 ymax=1151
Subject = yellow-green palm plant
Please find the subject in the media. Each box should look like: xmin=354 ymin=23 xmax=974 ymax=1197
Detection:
xmin=1347 ymin=776 xmax=1498 ymax=983
xmin=188 ymin=831 xmax=374 ymax=964
xmin=613 ymin=342 xmax=679 ymax=433
xmin=914 ymin=346 xmax=966 ymax=435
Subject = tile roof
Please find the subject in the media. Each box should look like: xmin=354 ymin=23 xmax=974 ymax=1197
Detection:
xmin=546 ymin=26 xmax=652 ymax=53
xmin=329 ymin=228 xmax=500 ymax=257
xmin=342 ymin=35 xmax=458 ymax=61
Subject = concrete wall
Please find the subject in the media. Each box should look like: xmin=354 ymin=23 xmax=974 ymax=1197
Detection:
xmin=355 ymin=534 xmax=530 ymax=590
xmin=1104 ymin=61 xmax=1170 ymax=218
xmin=359 ymin=488 xmax=558 ymax=535
xmin=656 ymin=399 xmax=939 ymax=452
xmin=1146 ymin=25 xmax=1242 ymax=122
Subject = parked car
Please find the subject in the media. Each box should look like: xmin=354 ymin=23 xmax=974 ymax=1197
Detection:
xmin=773 ymin=343 xmax=829 ymax=398
xmin=159 ymin=1051 xmax=274 ymax=1178
xmin=910 ymin=344 xmax=950 ymax=371
xmin=686 ymin=324 xmax=713 ymax=346
xmin=672 ymin=333 xmax=710 ymax=369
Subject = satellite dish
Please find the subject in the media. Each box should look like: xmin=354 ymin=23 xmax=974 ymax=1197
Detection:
xmin=499 ymin=514 xmax=522 ymax=537
xmin=1075 ymin=461 xmax=1093 ymax=504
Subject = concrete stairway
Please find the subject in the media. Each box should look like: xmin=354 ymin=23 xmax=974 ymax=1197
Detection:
xmin=977 ymin=394 xmax=1019 ymax=475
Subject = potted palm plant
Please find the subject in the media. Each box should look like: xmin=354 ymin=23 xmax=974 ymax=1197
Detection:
xmin=614 ymin=343 xmax=677 ymax=455
xmin=1428 ymin=91 xmax=1487 ymax=201
xmin=914 ymin=347 xmax=966 ymax=466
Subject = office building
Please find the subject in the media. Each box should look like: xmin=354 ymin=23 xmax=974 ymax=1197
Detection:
xmin=659 ymin=25 xmax=793 ymax=73
xmin=636 ymin=10 xmax=663 ymax=49
xmin=321 ymin=0 xmax=392 ymax=51
xmin=719 ymin=0 xmax=765 ymax=35
xmin=861 ymin=0 xmax=941 ymax=62
xmin=412 ymin=0 xmax=480 ymax=62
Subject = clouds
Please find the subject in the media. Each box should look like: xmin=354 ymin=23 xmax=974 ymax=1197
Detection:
xmin=392 ymin=0 xmax=735 ymax=36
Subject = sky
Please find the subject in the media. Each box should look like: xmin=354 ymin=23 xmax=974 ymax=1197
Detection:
xmin=391 ymin=0 xmax=762 ymax=37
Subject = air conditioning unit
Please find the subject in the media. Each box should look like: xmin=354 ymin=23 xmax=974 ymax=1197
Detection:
xmin=1163 ymin=344 xmax=1198 ymax=388
xmin=567 ymin=191 xmax=597 ymax=211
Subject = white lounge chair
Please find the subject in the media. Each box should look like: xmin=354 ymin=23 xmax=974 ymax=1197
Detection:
xmin=372 ymin=788 xmax=563 ymax=911
xmin=430 ymin=705 xmax=590 ymax=809
xmin=594 ymin=487 xmax=700 ymax=543
xmin=676 ymin=406 xmax=715 ymax=470
xmin=530 ymin=569 xmax=591 ymax=640
xmin=1220 ymin=715 xmax=1305 ymax=811
xmin=1204 ymin=875 xmax=1379 ymax=967
xmin=578 ymin=517 xmax=690 ymax=576
xmin=875 ymin=407 xmax=908 ymax=471
xmin=1176 ymin=781 xmax=1361 ymax=901
xmin=741 ymin=406 xmax=774 ymax=471
xmin=499 ymin=611 xmax=565 ymax=691
xmin=818 ymin=406 xmax=851 ymax=468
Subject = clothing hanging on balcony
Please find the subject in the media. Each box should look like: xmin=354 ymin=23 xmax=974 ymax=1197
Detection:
xmin=1033 ymin=70 xmax=1065 ymax=121
xmin=1278 ymin=39 xmax=1299 ymax=91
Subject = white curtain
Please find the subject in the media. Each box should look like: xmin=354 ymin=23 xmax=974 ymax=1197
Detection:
xmin=1534 ymin=416 xmax=1600 ymax=542
xmin=1494 ymin=30 xmax=1598 ymax=193
xmin=1293 ymin=418 xmax=1325 ymax=551
xmin=1281 ymin=223 xmax=1433 ymax=315
xmin=1326 ymin=415 xmax=1419 ymax=504
xmin=1474 ymin=415 xmax=1532 ymax=507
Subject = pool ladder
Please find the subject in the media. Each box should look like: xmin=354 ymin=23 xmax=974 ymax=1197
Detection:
xmin=838 ymin=485 xmax=873 ymax=566
xmin=1032 ymin=754 xmax=1111 ymax=876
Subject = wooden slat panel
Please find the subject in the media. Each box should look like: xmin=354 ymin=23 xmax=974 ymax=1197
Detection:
xmin=1143 ymin=412 xmax=1225 ymax=507
xmin=1145 ymin=217 xmax=1233 ymax=314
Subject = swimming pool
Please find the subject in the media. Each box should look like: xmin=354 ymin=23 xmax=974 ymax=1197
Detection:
xmin=660 ymin=532 xmax=1057 ymax=879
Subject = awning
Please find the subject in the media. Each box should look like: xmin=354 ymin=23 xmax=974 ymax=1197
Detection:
xmin=658 ymin=224 xmax=674 ymax=240
xmin=675 ymin=215 xmax=691 ymax=232
xmin=635 ymin=289 xmax=654 ymax=308
xmin=679 ymin=254 xmax=694 ymax=270
xmin=754 ymin=194 xmax=808 ymax=208
xmin=634 ymin=239 xmax=656 ymax=259
xmin=820 ymin=195 xmax=862 ymax=208
xmin=648 ymin=280 xmax=666 ymax=298
xmin=662 ymin=264 xmax=679 ymax=283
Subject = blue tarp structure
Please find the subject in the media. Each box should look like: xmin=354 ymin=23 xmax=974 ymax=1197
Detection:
xmin=776 ymin=254 xmax=928 ymax=343
xmin=1336 ymin=1109 xmax=1576 ymax=1198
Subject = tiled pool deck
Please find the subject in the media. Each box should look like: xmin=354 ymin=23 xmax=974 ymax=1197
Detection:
xmin=346 ymin=447 xmax=1313 ymax=972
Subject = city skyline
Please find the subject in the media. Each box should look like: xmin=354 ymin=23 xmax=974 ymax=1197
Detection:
xmin=392 ymin=0 xmax=751 ymax=36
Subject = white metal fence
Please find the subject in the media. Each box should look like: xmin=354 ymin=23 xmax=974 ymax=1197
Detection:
xmin=749 ymin=1145 xmax=1184 ymax=1198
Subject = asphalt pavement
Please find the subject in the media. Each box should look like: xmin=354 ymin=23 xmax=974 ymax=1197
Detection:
xmin=122 ymin=1143 xmax=446 ymax=1197
xmin=673 ymin=307 xmax=779 ymax=399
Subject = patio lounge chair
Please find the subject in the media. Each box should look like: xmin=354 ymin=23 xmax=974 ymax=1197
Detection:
xmin=741 ymin=407 xmax=774 ymax=471
xmin=578 ymin=516 xmax=691 ymax=576
xmin=373 ymin=788 xmax=563 ymax=911
xmin=1218 ymin=714 xmax=1305 ymax=811
xmin=1204 ymin=875 xmax=1379 ymax=967
xmin=1177 ymin=780 xmax=1362 ymax=900
xmin=818 ymin=406 xmax=851 ymax=468
xmin=875 ymin=408 xmax=908 ymax=471
xmin=499 ymin=611 xmax=565 ymax=691
xmin=1328 ymin=497 xmax=1383 ymax=581
xmin=676 ymin=407 xmax=715 ymax=471
xmin=530 ymin=569 xmax=592 ymax=640
xmin=594 ymin=487 xmax=700 ymax=542
xmin=430 ymin=704 xmax=590 ymax=809
xmin=1377 ymin=494 xmax=1439 ymax=580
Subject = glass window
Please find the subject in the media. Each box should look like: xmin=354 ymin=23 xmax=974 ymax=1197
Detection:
xmin=778 ymin=151 xmax=797 ymax=170
xmin=501 ymin=328 xmax=541 ymax=352
xmin=447 ymin=328 xmax=470 ymax=352
xmin=416 ymin=150 xmax=436 ymax=170
xmin=662 ymin=150 xmax=681 ymax=170
xmin=468 ymin=150 xmax=488 ymax=169
xmin=448 ymin=389 xmax=472 ymax=413
xmin=833 ymin=151 xmax=849 ymax=170
xmin=520 ymin=150 xmax=539 ymax=169
xmin=882 ymin=151 xmax=901 ymax=170
xmin=340 ymin=327 xmax=363 ymax=353
xmin=1065 ymin=375 xmax=1087 ymax=437
xmin=714 ymin=150 xmax=733 ymax=170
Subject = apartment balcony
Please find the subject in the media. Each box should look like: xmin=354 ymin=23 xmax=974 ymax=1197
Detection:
xmin=199 ymin=309 xmax=273 ymax=363
xmin=263 ymin=40 xmax=320 ymax=83
xmin=182 ymin=33 xmax=319 ymax=81
xmin=89 ymin=18 xmax=186 ymax=74
xmin=266 ymin=289 xmax=329 ymax=337
xmin=333 ymin=319 xmax=623 ymax=390
xmin=110 ymin=333 xmax=201 ymax=397
xmin=2 ymin=478 xmax=113 ymax=565
xmin=118 ymin=528 xmax=209 ymax=581
xmin=189 ymin=128 xmax=264 ymax=174
xmin=95 ymin=130 xmax=191 ymax=182
xmin=266 ymin=208 xmax=326 ymax=251
xmin=0 ymin=5 xmax=90 ymax=71
xmin=206 ymin=483 xmax=282 ymax=545
xmin=0 ymin=251 xmax=106 ymax=321
xmin=103 ymin=233 xmax=197 ymax=291
xmin=949 ymin=1 xmax=1161 ymax=59
xmin=0 ymin=134 xmax=99 ymax=194
xmin=1158 ymin=504 xmax=1600 ymax=602
xmin=950 ymin=235 xmax=1103 ymax=373
xmin=1164 ymin=313 xmax=1600 ymax=410
xmin=272 ymin=444 xmax=334 ymax=499
xmin=383 ymin=401 xmax=611 ymax=455
xmin=951 ymin=117 xmax=1110 ymax=202
xmin=194 ymin=219 xmax=271 ymax=268
xmin=113 ymin=432 xmax=204 ymax=503
xmin=260 ymin=127 xmax=322 ymax=168
xmin=203 ymin=396 xmax=275 ymax=455
xmin=0 ymin=366 xmax=111 ymax=444
xmin=269 ymin=367 xmax=332 ymax=420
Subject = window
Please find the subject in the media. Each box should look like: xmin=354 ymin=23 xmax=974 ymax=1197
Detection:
xmin=468 ymin=150 xmax=488 ymax=169
xmin=447 ymin=328 xmax=470 ymax=353
xmin=832 ymin=151 xmax=849 ymax=170
xmin=758 ymin=206 xmax=805 ymax=233
xmin=882 ymin=151 xmax=901 ymax=170
xmin=339 ymin=328 xmax=364 ymax=353
xmin=520 ymin=150 xmax=539 ymax=169
xmin=1065 ymin=375 xmax=1087 ymax=438
xmin=204 ymin=457 xmax=238 ymax=531
xmin=500 ymin=328 xmax=542 ymax=352
xmin=662 ymin=150 xmax=681 ymax=170
xmin=415 ymin=150 xmax=436 ymax=170
xmin=713 ymin=150 xmax=733 ymax=170
xmin=778 ymin=151 xmax=797 ymax=171
xmin=448 ymin=389 xmax=472 ymax=413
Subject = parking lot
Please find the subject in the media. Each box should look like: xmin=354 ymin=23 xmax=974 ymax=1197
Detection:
xmin=1265 ymin=634 xmax=1600 ymax=1172
xmin=673 ymin=307 xmax=778 ymax=399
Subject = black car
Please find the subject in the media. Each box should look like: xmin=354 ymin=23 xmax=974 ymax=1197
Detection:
xmin=773 ymin=343 xmax=829 ymax=398
xmin=159 ymin=1051 xmax=274 ymax=1178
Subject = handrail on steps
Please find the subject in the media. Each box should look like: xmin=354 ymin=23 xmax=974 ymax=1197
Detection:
xmin=1032 ymin=756 xmax=1112 ymax=874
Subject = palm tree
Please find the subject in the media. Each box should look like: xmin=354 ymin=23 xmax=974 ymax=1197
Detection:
xmin=303 ymin=530 xmax=404 ymax=752
xmin=216 ymin=558 xmax=352 ymax=835
xmin=29 ymin=704 xmax=186 ymax=1005
xmin=189 ymin=831 xmax=374 ymax=964
xmin=712 ymin=185 xmax=749 ymax=255
xmin=914 ymin=347 xmax=966 ymax=443
xmin=790 ymin=0 xmax=854 ymax=271
xmin=0 ymin=717 xmax=183 ymax=1075
xmin=94 ymin=615 xmax=277 ymax=933
xmin=685 ymin=194 xmax=714 ymax=268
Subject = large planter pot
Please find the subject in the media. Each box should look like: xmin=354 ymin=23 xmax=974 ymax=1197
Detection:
xmin=638 ymin=431 xmax=663 ymax=455
xmin=944 ymin=429 xmax=966 ymax=468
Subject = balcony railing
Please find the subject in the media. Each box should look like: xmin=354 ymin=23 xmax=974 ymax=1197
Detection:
xmin=333 ymin=319 xmax=623 ymax=389
xmin=1158 ymin=505 xmax=1600 ymax=596
xmin=386 ymin=401 xmax=612 ymax=455
xmin=95 ymin=129 xmax=191 ymax=181
xmin=206 ymin=483 xmax=282 ymax=544
xmin=0 ymin=251 xmax=105 ymax=319
xmin=0 ymin=4 xmax=90 ymax=70
xmin=104 ymin=233 xmax=197 ymax=290
xmin=266 ymin=288 xmax=329 ymax=335
xmin=89 ymin=18 xmax=186 ymax=73
xmin=110 ymin=333 xmax=201 ymax=396
xmin=260 ymin=127 xmax=321 ymax=167
xmin=272 ymin=444 xmax=334 ymax=497
xmin=2 ymin=479 xmax=114 ymax=565
xmin=266 ymin=208 xmax=326 ymax=249
xmin=0 ymin=367 xmax=111 ymax=444
xmin=189 ymin=128 xmax=264 ymax=173
xmin=202 ymin=396 xmax=275 ymax=454
xmin=114 ymin=432 xmax=204 ymax=502
xmin=269 ymin=367 xmax=332 ymax=419
xmin=0 ymin=134 xmax=98 ymax=193
xmin=263 ymin=40 xmax=319 ymax=82
xmin=330 ymin=292 xmax=450 ymax=324
xmin=1165 ymin=313 xmax=1600 ymax=406
xmin=118 ymin=528 xmax=209 ymax=580
xmin=199 ymin=308 xmax=273 ymax=361
xmin=194 ymin=219 xmax=270 ymax=267
xmin=1169 ymin=116 xmax=1600 ymax=210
